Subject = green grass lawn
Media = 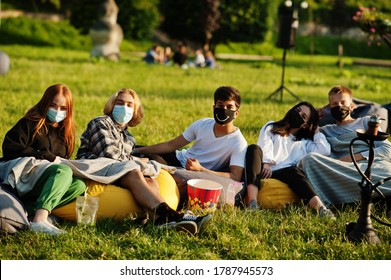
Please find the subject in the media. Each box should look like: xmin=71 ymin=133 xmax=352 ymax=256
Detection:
xmin=0 ymin=45 xmax=390 ymax=259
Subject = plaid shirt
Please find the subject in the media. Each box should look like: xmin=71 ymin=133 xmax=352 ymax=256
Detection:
xmin=76 ymin=115 xmax=135 ymax=161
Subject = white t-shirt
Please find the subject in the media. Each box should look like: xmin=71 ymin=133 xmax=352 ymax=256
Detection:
xmin=320 ymin=116 xmax=390 ymax=159
xmin=176 ymin=118 xmax=248 ymax=170
xmin=257 ymin=121 xmax=331 ymax=171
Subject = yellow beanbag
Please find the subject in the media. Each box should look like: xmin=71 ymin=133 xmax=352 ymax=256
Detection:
xmin=52 ymin=170 xmax=180 ymax=221
xmin=257 ymin=179 xmax=300 ymax=209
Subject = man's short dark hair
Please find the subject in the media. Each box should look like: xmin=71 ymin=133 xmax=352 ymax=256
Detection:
xmin=214 ymin=86 xmax=241 ymax=108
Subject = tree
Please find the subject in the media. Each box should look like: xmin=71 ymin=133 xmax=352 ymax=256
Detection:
xmin=159 ymin=0 xmax=208 ymax=46
xmin=116 ymin=0 xmax=160 ymax=40
xmin=214 ymin=0 xmax=271 ymax=43
xmin=160 ymin=0 xmax=274 ymax=48
xmin=201 ymin=0 xmax=221 ymax=51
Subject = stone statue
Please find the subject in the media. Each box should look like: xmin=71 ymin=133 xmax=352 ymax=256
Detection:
xmin=89 ymin=0 xmax=123 ymax=61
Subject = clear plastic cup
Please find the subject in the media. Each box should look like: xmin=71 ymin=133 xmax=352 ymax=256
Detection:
xmin=219 ymin=183 xmax=237 ymax=207
xmin=75 ymin=196 xmax=99 ymax=225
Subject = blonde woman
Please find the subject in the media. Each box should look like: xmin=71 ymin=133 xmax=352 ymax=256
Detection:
xmin=76 ymin=88 xmax=212 ymax=234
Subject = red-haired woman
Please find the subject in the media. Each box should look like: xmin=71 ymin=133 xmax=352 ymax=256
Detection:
xmin=1 ymin=84 xmax=86 ymax=235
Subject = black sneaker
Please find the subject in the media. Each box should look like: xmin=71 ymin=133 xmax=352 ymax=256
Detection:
xmin=155 ymin=217 xmax=198 ymax=235
xmin=133 ymin=214 xmax=149 ymax=226
xmin=182 ymin=210 xmax=213 ymax=234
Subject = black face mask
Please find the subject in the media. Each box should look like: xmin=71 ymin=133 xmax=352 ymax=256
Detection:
xmin=289 ymin=109 xmax=305 ymax=128
xmin=214 ymin=107 xmax=236 ymax=125
xmin=330 ymin=105 xmax=350 ymax=122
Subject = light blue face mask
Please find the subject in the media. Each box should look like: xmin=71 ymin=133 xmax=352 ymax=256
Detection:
xmin=112 ymin=105 xmax=134 ymax=125
xmin=46 ymin=107 xmax=67 ymax=123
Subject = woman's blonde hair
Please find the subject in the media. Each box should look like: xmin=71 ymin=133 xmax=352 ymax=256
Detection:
xmin=103 ymin=88 xmax=144 ymax=127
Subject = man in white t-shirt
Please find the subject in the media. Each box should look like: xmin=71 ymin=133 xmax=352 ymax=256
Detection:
xmin=135 ymin=86 xmax=247 ymax=182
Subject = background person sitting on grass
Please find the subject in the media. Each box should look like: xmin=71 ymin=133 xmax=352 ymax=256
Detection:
xmin=143 ymin=44 xmax=164 ymax=64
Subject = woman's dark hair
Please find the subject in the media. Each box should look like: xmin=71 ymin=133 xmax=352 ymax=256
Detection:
xmin=270 ymin=101 xmax=319 ymax=140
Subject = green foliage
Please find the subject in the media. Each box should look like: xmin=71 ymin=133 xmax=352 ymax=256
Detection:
xmin=215 ymin=0 xmax=274 ymax=43
xmin=309 ymin=0 xmax=391 ymax=33
xmin=159 ymin=0 xmax=209 ymax=43
xmin=296 ymin=35 xmax=391 ymax=59
xmin=159 ymin=0 xmax=278 ymax=46
xmin=0 ymin=17 xmax=90 ymax=50
xmin=69 ymin=0 xmax=160 ymax=40
xmin=1 ymin=15 xmax=390 ymax=59
xmin=117 ymin=0 xmax=160 ymax=40
xmin=352 ymin=6 xmax=391 ymax=48
xmin=353 ymin=0 xmax=390 ymax=11
xmin=328 ymin=0 xmax=356 ymax=32
xmin=1 ymin=0 xmax=61 ymax=12
xmin=215 ymin=41 xmax=279 ymax=56
xmin=69 ymin=0 xmax=102 ymax=34
xmin=3 ymin=0 xmax=390 ymax=47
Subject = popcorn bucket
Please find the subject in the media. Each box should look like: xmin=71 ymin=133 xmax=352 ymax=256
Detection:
xmin=187 ymin=179 xmax=222 ymax=211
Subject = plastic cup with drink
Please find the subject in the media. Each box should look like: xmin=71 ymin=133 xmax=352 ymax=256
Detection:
xmin=76 ymin=195 xmax=99 ymax=226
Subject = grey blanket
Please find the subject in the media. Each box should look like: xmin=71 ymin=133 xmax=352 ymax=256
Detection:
xmin=0 ymin=157 xmax=161 ymax=196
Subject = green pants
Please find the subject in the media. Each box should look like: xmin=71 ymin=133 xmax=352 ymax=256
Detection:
xmin=23 ymin=164 xmax=86 ymax=215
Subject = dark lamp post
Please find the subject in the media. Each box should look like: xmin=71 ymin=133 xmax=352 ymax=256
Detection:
xmin=267 ymin=1 xmax=308 ymax=102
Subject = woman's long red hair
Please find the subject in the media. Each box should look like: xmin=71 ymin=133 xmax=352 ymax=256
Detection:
xmin=24 ymin=84 xmax=76 ymax=158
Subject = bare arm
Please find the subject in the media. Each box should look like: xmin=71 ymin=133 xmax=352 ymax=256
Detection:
xmin=135 ymin=135 xmax=189 ymax=154
xmin=186 ymin=158 xmax=244 ymax=181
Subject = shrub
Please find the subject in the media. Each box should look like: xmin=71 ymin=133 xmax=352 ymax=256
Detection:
xmin=117 ymin=0 xmax=160 ymax=40
xmin=215 ymin=0 xmax=276 ymax=43
xmin=0 ymin=17 xmax=90 ymax=50
xmin=69 ymin=0 xmax=102 ymax=35
xmin=352 ymin=6 xmax=391 ymax=48
xmin=159 ymin=0 xmax=279 ymax=47
xmin=295 ymin=35 xmax=391 ymax=59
